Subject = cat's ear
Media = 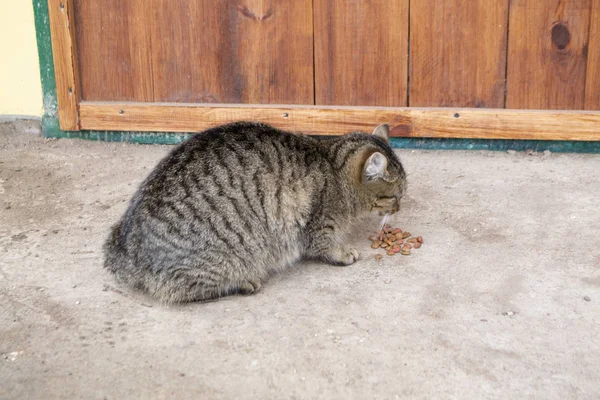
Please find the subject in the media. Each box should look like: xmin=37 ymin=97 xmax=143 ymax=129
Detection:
xmin=372 ymin=124 xmax=390 ymax=143
xmin=363 ymin=152 xmax=388 ymax=181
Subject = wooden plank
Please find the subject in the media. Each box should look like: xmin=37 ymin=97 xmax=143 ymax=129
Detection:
xmin=585 ymin=0 xmax=600 ymax=110
xmin=148 ymin=0 xmax=314 ymax=104
xmin=409 ymin=0 xmax=509 ymax=108
xmin=73 ymin=0 xmax=154 ymax=102
xmin=78 ymin=102 xmax=600 ymax=141
xmin=314 ymin=0 xmax=409 ymax=106
xmin=74 ymin=1 xmax=313 ymax=104
xmin=506 ymin=0 xmax=591 ymax=109
xmin=144 ymin=1 xmax=190 ymax=102
xmin=48 ymin=0 xmax=80 ymax=130
xmin=126 ymin=2 xmax=154 ymax=102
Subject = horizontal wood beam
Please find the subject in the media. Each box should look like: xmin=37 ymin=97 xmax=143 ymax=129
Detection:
xmin=79 ymin=102 xmax=600 ymax=141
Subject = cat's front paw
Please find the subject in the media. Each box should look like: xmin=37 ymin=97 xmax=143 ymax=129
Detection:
xmin=324 ymin=246 xmax=360 ymax=266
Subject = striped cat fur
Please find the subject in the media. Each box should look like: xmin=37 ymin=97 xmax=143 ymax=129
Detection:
xmin=104 ymin=122 xmax=407 ymax=303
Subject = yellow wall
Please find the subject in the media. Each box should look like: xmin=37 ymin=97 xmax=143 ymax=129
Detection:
xmin=0 ymin=2 xmax=43 ymax=116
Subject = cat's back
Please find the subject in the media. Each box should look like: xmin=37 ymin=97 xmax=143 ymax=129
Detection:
xmin=149 ymin=121 xmax=322 ymax=182
xmin=113 ymin=122 xmax=325 ymax=251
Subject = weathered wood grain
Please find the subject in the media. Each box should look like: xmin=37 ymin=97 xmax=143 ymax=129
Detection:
xmin=48 ymin=0 xmax=81 ymax=130
xmin=506 ymin=0 xmax=591 ymax=109
xmin=585 ymin=0 xmax=600 ymax=110
xmin=314 ymin=0 xmax=409 ymax=106
xmin=74 ymin=0 xmax=314 ymax=104
xmin=73 ymin=0 xmax=153 ymax=102
xmin=409 ymin=0 xmax=509 ymax=108
xmin=79 ymin=102 xmax=600 ymax=141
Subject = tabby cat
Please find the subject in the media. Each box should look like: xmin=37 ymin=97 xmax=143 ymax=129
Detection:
xmin=104 ymin=122 xmax=407 ymax=303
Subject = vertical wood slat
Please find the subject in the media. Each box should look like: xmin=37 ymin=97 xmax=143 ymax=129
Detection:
xmin=314 ymin=0 xmax=409 ymax=107
xmin=145 ymin=1 xmax=193 ymax=103
xmin=409 ymin=0 xmax=509 ymax=108
xmin=73 ymin=0 xmax=154 ymax=102
xmin=506 ymin=0 xmax=591 ymax=110
xmin=234 ymin=0 xmax=313 ymax=105
xmin=149 ymin=0 xmax=314 ymax=104
xmin=126 ymin=2 xmax=154 ymax=102
xmin=48 ymin=0 xmax=81 ymax=130
xmin=585 ymin=0 xmax=600 ymax=110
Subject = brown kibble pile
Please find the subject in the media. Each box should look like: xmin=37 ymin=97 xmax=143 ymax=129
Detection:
xmin=370 ymin=226 xmax=423 ymax=259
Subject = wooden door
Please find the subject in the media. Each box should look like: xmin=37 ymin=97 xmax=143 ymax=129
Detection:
xmin=47 ymin=0 xmax=600 ymax=140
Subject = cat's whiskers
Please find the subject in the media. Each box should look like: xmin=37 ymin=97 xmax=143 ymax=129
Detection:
xmin=378 ymin=213 xmax=391 ymax=236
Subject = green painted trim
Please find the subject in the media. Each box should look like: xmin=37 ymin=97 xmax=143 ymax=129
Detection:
xmin=388 ymin=138 xmax=600 ymax=153
xmin=41 ymin=129 xmax=600 ymax=153
xmin=33 ymin=0 xmax=64 ymax=138
xmin=44 ymin=129 xmax=195 ymax=145
xmin=33 ymin=1 xmax=600 ymax=153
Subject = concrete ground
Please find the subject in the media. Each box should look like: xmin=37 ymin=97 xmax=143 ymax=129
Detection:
xmin=1 ymin=120 xmax=599 ymax=400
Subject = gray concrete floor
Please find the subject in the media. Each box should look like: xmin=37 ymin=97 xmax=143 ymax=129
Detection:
xmin=1 ymin=120 xmax=599 ymax=399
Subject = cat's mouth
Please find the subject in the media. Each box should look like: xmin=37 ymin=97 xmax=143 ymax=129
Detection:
xmin=375 ymin=196 xmax=401 ymax=215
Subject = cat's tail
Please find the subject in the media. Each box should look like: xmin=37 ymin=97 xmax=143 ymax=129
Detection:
xmin=103 ymin=222 xmax=141 ymax=284
xmin=103 ymin=222 xmax=127 ymax=274
xmin=103 ymin=221 xmax=152 ymax=295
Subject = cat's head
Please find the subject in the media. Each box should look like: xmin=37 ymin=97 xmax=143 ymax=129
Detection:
xmin=359 ymin=124 xmax=407 ymax=214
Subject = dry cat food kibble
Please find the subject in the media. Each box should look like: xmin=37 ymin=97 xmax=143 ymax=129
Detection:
xmin=370 ymin=225 xmax=423 ymax=258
